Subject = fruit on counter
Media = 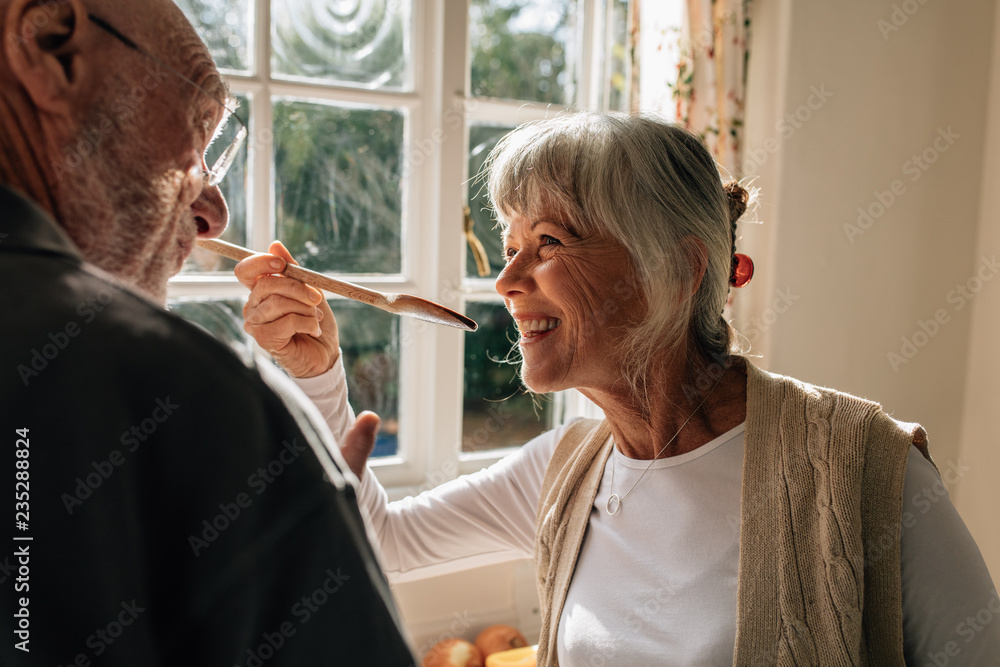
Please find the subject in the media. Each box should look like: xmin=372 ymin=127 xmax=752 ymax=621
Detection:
xmin=484 ymin=646 xmax=536 ymax=667
xmin=474 ymin=625 xmax=529 ymax=659
xmin=421 ymin=638 xmax=485 ymax=667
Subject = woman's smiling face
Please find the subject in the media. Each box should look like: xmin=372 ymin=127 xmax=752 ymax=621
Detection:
xmin=495 ymin=210 xmax=646 ymax=394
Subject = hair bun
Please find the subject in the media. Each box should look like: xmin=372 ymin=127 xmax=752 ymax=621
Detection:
xmin=723 ymin=181 xmax=749 ymax=224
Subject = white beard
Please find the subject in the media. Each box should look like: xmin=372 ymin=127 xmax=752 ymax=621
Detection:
xmin=52 ymin=94 xmax=191 ymax=306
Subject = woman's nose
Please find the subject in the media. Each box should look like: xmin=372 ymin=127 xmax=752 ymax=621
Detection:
xmin=495 ymin=254 xmax=535 ymax=299
xmin=192 ymin=183 xmax=229 ymax=238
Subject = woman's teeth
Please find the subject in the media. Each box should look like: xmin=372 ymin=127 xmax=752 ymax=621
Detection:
xmin=518 ymin=318 xmax=561 ymax=337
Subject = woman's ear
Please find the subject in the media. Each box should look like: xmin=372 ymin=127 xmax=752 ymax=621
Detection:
xmin=3 ymin=0 xmax=91 ymax=115
xmin=682 ymin=235 xmax=709 ymax=296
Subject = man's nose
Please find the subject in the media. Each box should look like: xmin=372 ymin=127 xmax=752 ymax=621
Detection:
xmin=192 ymin=183 xmax=229 ymax=238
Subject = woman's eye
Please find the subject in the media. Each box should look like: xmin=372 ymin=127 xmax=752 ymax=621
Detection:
xmin=503 ymin=247 xmax=517 ymax=262
xmin=540 ymin=235 xmax=561 ymax=247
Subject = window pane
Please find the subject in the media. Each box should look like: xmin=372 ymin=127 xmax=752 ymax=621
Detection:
xmin=333 ymin=301 xmax=400 ymax=457
xmin=463 ymin=302 xmax=553 ymax=452
xmin=466 ymin=124 xmax=515 ymax=279
xmin=273 ymin=99 xmax=404 ymax=275
xmin=176 ymin=0 xmax=252 ymax=73
xmin=470 ymin=0 xmax=578 ymax=105
xmin=640 ymin=0 xmax=684 ymax=116
xmin=167 ymin=299 xmax=251 ymax=361
xmin=183 ymin=93 xmax=251 ymax=274
xmin=272 ymin=0 xmax=411 ymax=90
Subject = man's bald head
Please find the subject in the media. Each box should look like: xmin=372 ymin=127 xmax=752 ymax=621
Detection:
xmin=0 ymin=0 xmax=229 ymax=303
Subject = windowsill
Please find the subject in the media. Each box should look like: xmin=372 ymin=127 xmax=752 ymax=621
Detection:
xmin=385 ymin=548 xmax=532 ymax=585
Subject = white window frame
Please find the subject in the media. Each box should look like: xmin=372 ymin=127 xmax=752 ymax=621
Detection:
xmin=168 ymin=0 xmax=626 ymax=495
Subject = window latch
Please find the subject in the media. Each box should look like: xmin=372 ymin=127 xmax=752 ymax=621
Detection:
xmin=463 ymin=206 xmax=490 ymax=277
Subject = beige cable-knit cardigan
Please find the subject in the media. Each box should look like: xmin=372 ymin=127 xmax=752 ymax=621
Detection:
xmin=535 ymin=358 xmax=932 ymax=666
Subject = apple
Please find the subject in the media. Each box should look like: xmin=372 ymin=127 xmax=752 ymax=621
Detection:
xmin=474 ymin=625 xmax=529 ymax=659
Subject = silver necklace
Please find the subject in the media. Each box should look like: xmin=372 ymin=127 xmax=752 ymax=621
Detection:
xmin=606 ymin=372 xmax=725 ymax=516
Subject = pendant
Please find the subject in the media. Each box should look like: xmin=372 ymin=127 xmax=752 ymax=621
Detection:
xmin=606 ymin=494 xmax=621 ymax=515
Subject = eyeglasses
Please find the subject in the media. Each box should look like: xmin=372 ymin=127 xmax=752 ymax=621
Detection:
xmin=88 ymin=14 xmax=248 ymax=187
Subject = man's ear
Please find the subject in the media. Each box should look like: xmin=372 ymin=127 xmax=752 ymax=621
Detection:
xmin=4 ymin=0 xmax=91 ymax=115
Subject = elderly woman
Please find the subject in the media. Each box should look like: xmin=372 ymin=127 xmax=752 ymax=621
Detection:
xmin=235 ymin=113 xmax=999 ymax=665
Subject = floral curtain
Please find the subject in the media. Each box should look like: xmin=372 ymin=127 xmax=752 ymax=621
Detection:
xmin=673 ymin=0 xmax=754 ymax=179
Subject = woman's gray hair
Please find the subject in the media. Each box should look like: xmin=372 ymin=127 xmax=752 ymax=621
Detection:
xmin=483 ymin=112 xmax=742 ymax=395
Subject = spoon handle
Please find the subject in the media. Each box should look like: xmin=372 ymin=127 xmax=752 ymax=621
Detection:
xmin=195 ymin=238 xmax=478 ymax=331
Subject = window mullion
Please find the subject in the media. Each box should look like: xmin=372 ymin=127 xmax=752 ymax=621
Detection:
xmin=464 ymin=96 xmax=574 ymax=125
xmin=265 ymin=83 xmax=421 ymax=108
xmin=249 ymin=0 xmax=273 ymax=252
xmin=578 ymin=0 xmax=596 ymax=109
xmin=420 ymin=0 xmax=472 ymax=480
xmin=256 ymin=0 xmax=271 ymax=83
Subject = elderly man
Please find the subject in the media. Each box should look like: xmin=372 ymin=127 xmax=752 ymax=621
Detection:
xmin=0 ymin=0 xmax=415 ymax=664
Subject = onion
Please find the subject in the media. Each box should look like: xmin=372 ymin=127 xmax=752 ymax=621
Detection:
xmin=421 ymin=638 xmax=485 ymax=667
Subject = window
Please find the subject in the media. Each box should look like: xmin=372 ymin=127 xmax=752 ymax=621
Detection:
xmin=168 ymin=0 xmax=631 ymax=491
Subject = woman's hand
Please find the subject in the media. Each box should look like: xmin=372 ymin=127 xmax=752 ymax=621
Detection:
xmin=235 ymin=241 xmax=340 ymax=378
xmin=341 ymin=411 xmax=381 ymax=481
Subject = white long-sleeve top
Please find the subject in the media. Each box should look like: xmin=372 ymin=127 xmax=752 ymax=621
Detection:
xmin=295 ymin=361 xmax=1000 ymax=666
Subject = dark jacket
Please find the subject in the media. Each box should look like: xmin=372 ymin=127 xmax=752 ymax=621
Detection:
xmin=0 ymin=185 xmax=416 ymax=666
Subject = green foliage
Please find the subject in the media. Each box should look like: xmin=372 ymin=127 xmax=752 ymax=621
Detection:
xmin=463 ymin=302 xmax=551 ymax=452
xmin=469 ymin=0 xmax=574 ymax=105
xmin=464 ymin=303 xmax=519 ymax=402
xmin=273 ymin=101 xmax=404 ymax=275
xmin=333 ymin=301 xmax=399 ymax=425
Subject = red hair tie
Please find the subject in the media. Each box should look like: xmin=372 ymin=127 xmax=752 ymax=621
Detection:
xmin=730 ymin=254 xmax=754 ymax=287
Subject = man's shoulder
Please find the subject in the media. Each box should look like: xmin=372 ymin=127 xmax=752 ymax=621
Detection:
xmin=2 ymin=250 xmax=274 ymax=414
xmin=3 ymin=249 xmax=347 ymax=484
xmin=25 ymin=254 xmax=243 ymax=362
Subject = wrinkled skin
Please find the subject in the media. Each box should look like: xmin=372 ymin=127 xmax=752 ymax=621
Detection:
xmin=0 ymin=0 xmax=232 ymax=302
xmin=495 ymin=213 xmax=646 ymax=395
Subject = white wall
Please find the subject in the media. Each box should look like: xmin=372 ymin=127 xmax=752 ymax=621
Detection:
xmin=955 ymin=0 xmax=1000 ymax=585
xmin=738 ymin=0 xmax=1000 ymax=579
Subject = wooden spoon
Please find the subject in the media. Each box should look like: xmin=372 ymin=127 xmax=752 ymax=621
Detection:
xmin=196 ymin=238 xmax=478 ymax=332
